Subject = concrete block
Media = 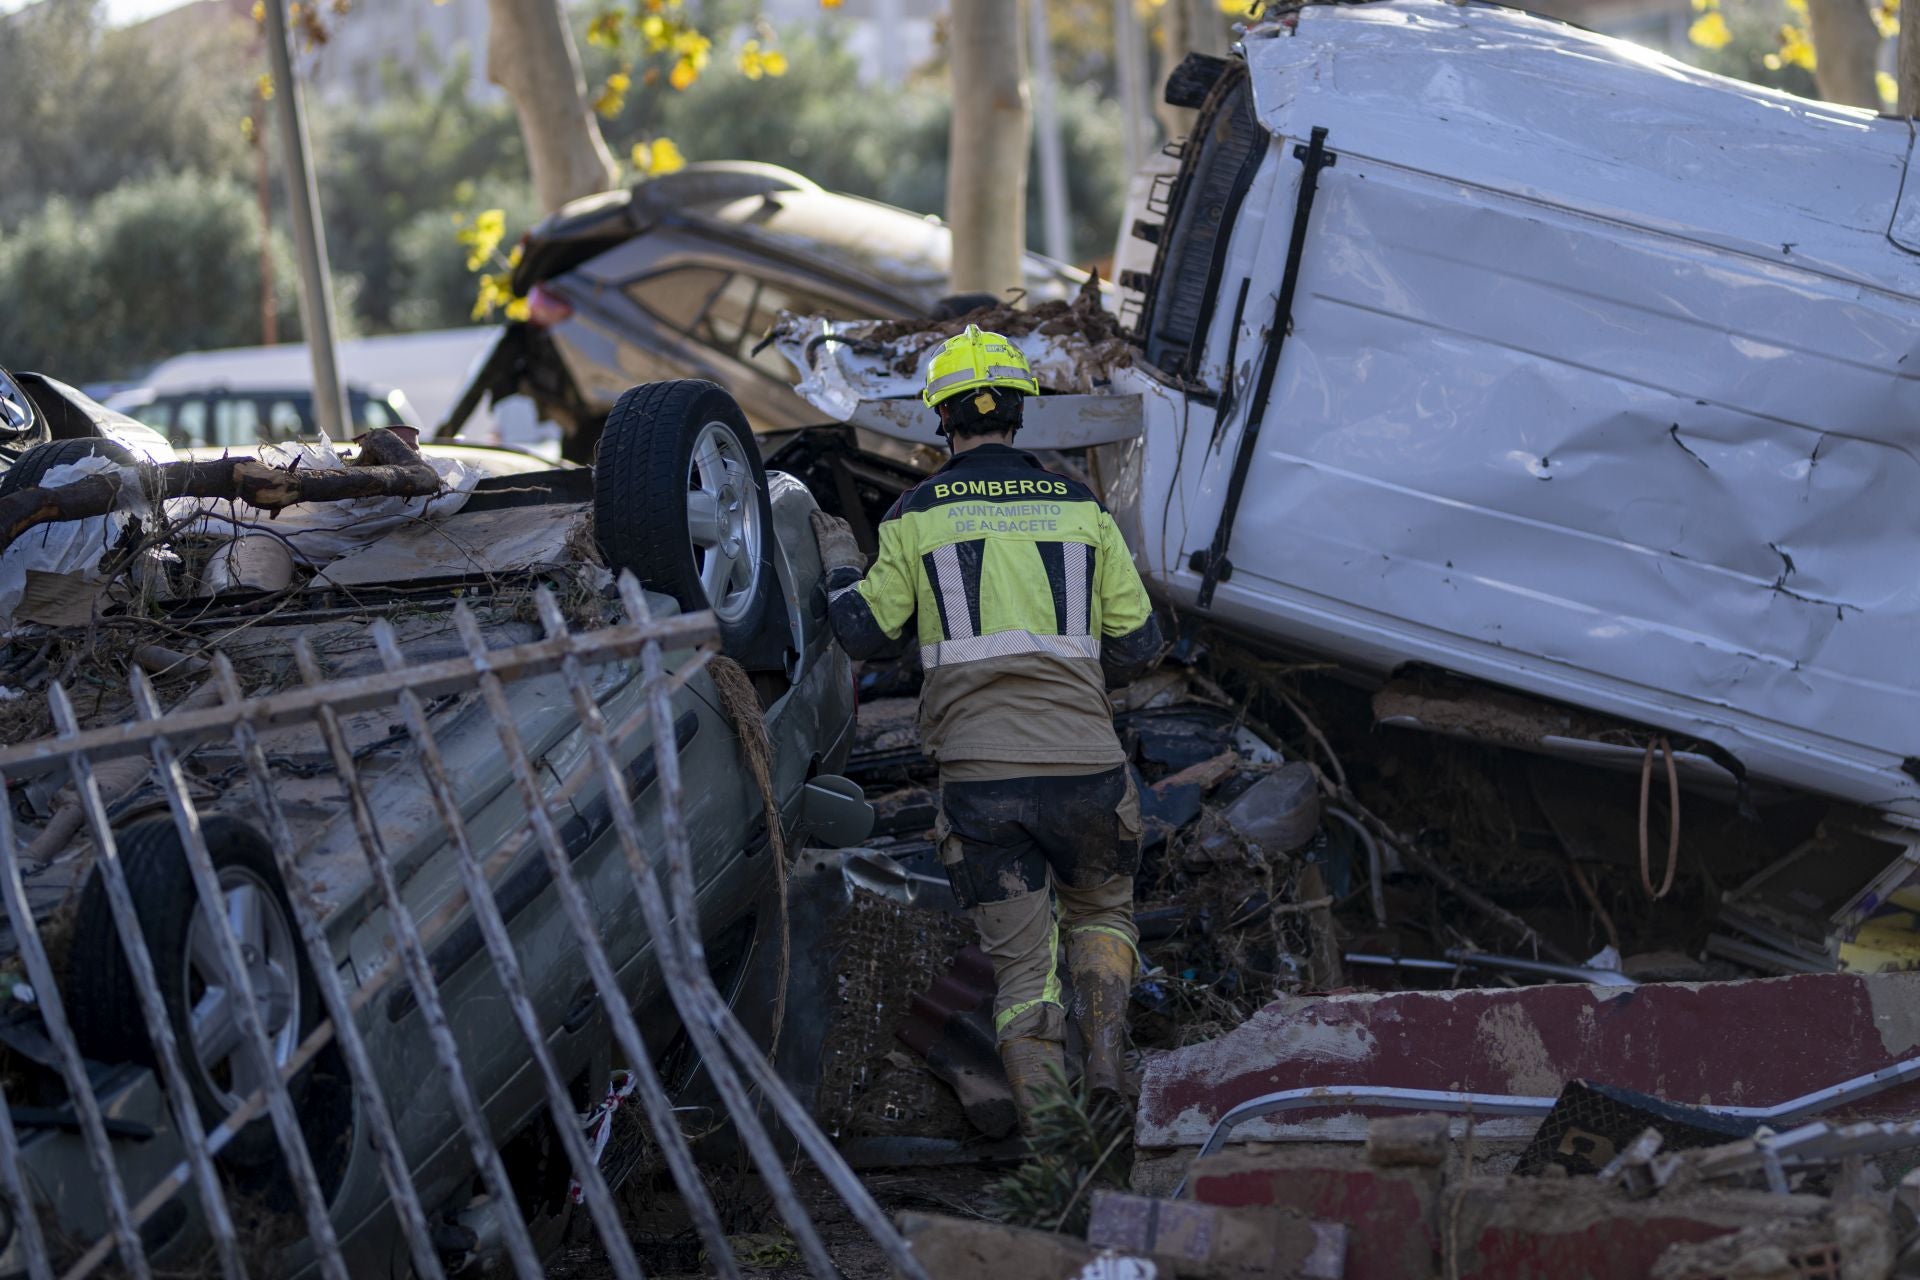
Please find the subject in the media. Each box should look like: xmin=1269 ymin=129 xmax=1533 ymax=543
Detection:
xmin=1140 ymin=971 xmax=1920 ymax=1152
xmin=1449 ymin=1176 xmax=1826 ymax=1280
xmin=1087 ymin=1190 xmax=1344 ymax=1278
xmin=895 ymin=1212 xmax=1159 ymax=1280
xmin=1366 ymin=1114 xmax=1450 ymax=1167
xmin=1185 ymin=1147 xmax=1440 ymax=1280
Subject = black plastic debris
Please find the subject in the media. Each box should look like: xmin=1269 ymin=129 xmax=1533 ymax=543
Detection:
xmin=1513 ymin=1079 xmax=1761 ymax=1177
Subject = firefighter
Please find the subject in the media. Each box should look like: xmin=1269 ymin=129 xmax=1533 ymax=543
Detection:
xmin=810 ymin=325 xmax=1162 ymax=1126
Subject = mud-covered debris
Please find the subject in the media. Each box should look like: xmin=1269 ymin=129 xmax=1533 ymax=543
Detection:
xmin=1086 ymin=1190 xmax=1345 ymax=1278
xmin=861 ymin=274 xmax=1132 ymax=377
xmin=1365 ymin=1114 xmax=1450 ymax=1169
xmin=1217 ymin=763 xmax=1321 ymax=858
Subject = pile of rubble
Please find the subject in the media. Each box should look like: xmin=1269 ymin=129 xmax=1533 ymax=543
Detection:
xmin=785 ymin=628 xmax=1920 ymax=1279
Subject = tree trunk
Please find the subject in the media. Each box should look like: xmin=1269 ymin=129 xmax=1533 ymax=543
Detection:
xmin=0 ymin=431 xmax=440 ymax=556
xmin=1155 ymin=0 xmax=1229 ymax=141
xmin=486 ymin=0 xmax=619 ymax=212
xmin=947 ymin=0 xmax=1031 ymax=298
xmin=1806 ymin=0 xmax=1880 ymax=109
xmin=1900 ymin=0 xmax=1920 ymax=113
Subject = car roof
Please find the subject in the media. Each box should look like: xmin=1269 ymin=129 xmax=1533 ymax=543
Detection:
xmin=527 ymin=161 xmax=1082 ymax=308
xmin=117 ymin=383 xmax=390 ymax=400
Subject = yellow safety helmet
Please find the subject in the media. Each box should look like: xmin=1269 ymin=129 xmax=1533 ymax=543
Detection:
xmin=921 ymin=324 xmax=1040 ymax=409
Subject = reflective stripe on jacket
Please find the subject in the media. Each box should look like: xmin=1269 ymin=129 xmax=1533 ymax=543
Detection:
xmin=825 ymin=444 xmax=1160 ymax=769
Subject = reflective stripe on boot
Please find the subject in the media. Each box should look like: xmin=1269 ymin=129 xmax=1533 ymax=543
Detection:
xmin=999 ymin=1035 xmax=1066 ymax=1136
xmin=1068 ymin=928 xmax=1136 ymax=1101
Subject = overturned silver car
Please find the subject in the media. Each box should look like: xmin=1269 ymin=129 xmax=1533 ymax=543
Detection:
xmin=0 ymin=373 xmax=914 ymax=1277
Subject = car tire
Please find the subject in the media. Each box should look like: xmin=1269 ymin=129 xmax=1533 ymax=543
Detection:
xmin=65 ymin=817 xmax=319 ymax=1169
xmin=0 ymin=437 xmax=137 ymax=495
xmin=593 ymin=380 xmax=777 ymax=659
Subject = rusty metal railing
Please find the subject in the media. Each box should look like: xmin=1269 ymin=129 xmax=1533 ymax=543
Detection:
xmin=0 ymin=572 xmax=926 ymax=1280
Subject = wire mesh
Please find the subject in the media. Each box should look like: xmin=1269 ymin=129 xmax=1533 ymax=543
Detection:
xmin=0 ymin=573 xmax=923 ymax=1280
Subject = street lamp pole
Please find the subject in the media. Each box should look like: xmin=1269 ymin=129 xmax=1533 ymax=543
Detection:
xmin=262 ymin=0 xmax=350 ymax=443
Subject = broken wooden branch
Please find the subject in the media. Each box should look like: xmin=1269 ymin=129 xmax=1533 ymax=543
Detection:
xmin=0 ymin=429 xmax=441 ymax=556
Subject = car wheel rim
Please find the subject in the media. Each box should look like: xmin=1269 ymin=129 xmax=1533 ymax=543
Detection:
xmin=685 ymin=421 xmax=761 ymax=624
xmin=183 ymin=867 xmax=300 ymax=1114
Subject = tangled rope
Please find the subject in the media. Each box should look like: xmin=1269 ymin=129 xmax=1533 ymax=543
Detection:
xmin=707 ymin=656 xmax=791 ymax=1060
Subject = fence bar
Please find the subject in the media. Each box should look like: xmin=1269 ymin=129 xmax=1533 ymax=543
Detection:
xmin=533 ymin=583 xmax=836 ymax=1278
xmin=0 ymin=613 xmax=716 ymax=778
xmin=287 ymin=636 xmax=549 ymax=1279
xmin=610 ymin=576 xmax=929 ymax=1280
xmin=449 ymin=603 xmax=743 ymax=1280
xmin=0 ymin=792 xmax=142 ymax=1279
xmin=207 ymin=652 xmax=450 ymax=1280
xmin=46 ymin=682 xmax=247 ymax=1280
xmin=127 ymin=669 xmax=350 ymax=1280
xmin=59 ymin=644 xmax=726 ymax=1277
xmin=369 ymin=620 xmax=645 ymax=1280
xmin=0 ymin=1076 xmax=54 ymax=1280
xmin=3 ymin=594 xmax=883 ymax=1278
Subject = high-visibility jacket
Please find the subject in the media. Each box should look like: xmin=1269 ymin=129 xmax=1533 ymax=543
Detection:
xmin=825 ymin=444 xmax=1161 ymax=771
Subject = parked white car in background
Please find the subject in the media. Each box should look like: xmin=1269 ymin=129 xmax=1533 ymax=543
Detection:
xmin=111 ymin=329 xmax=562 ymax=457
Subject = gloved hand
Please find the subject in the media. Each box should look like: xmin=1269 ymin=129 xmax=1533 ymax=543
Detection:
xmin=810 ymin=510 xmax=867 ymax=574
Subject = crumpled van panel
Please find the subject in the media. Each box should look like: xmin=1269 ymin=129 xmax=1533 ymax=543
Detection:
xmin=1246 ymin=4 xmax=1917 ymax=293
xmin=1140 ymin=4 xmax=1920 ymax=813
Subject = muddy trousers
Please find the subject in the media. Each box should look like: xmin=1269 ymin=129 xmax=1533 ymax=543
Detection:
xmin=936 ymin=767 xmax=1142 ymax=1125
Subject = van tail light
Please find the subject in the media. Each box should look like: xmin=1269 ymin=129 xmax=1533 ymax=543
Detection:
xmin=525 ymin=284 xmax=573 ymax=328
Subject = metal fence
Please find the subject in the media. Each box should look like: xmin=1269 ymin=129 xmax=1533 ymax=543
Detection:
xmin=0 ymin=572 xmax=923 ymax=1280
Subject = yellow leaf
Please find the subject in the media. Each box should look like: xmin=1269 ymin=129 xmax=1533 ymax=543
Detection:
xmin=647 ymin=137 xmax=686 ymax=175
xmin=457 ymin=208 xmax=507 ymax=271
xmin=1688 ymin=10 xmax=1732 ymax=50
xmin=738 ymin=38 xmax=784 ymax=80
xmin=639 ymin=14 xmax=669 ymax=48
xmin=592 ymin=70 xmax=631 ymax=117
xmin=586 ymin=11 xmax=622 ymax=48
xmin=670 ymin=56 xmax=699 ymax=89
xmin=1778 ymin=23 xmax=1816 ymax=69
xmin=1880 ymin=71 xmax=1899 ymax=104
xmin=631 ymin=138 xmax=687 ymax=177
xmin=672 ymin=29 xmax=711 ymax=59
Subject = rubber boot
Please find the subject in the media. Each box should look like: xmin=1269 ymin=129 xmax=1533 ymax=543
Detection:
xmin=999 ymin=1035 xmax=1066 ymax=1135
xmin=1068 ymin=930 xmax=1137 ymax=1104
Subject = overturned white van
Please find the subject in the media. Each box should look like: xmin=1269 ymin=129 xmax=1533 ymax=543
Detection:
xmin=780 ymin=0 xmax=1920 ymax=959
